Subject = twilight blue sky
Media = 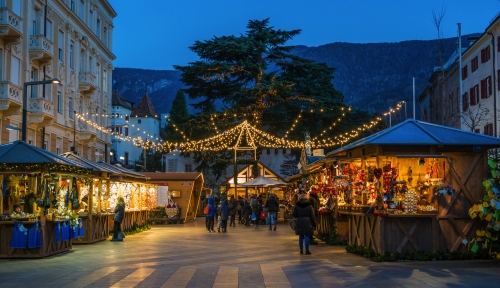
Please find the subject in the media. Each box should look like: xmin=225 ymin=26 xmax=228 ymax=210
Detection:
xmin=108 ymin=0 xmax=500 ymax=70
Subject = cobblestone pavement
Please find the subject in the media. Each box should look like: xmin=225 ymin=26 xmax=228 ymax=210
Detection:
xmin=1 ymin=218 xmax=499 ymax=287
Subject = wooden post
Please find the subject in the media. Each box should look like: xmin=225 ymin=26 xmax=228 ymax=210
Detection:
xmin=89 ymin=180 xmax=94 ymax=221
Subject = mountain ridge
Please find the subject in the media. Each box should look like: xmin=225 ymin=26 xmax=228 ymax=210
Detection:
xmin=112 ymin=35 xmax=473 ymax=116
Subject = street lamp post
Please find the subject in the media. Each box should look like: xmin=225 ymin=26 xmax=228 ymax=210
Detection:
xmin=22 ymin=78 xmax=60 ymax=142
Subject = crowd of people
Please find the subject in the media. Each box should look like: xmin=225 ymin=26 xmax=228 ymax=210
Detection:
xmin=203 ymin=189 xmax=319 ymax=255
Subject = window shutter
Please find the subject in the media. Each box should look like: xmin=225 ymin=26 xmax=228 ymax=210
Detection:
xmin=488 ymin=76 xmax=492 ymax=96
xmin=481 ymin=79 xmax=487 ymax=99
xmin=498 ymin=70 xmax=500 ymax=91
xmin=463 ymin=93 xmax=469 ymax=111
xmin=470 ymin=88 xmax=475 ymax=105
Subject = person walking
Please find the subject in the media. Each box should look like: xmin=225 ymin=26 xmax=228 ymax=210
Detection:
xmin=293 ymin=193 xmax=316 ymax=255
xmin=206 ymin=196 xmax=216 ymax=232
xmin=308 ymin=190 xmax=320 ymax=245
xmin=220 ymin=199 xmax=230 ymax=232
xmin=243 ymin=199 xmax=252 ymax=227
xmin=250 ymin=195 xmax=261 ymax=229
xmin=265 ymin=193 xmax=279 ymax=231
xmin=237 ymin=196 xmax=244 ymax=222
xmin=111 ymin=197 xmax=125 ymax=242
xmin=229 ymin=195 xmax=237 ymax=227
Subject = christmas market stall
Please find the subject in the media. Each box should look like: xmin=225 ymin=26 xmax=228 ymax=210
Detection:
xmin=224 ymin=161 xmax=288 ymax=219
xmin=0 ymin=141 xmax=92 ymax=258
xmin=92 ymin=162 xmax=156 ymax=231
xmin=141 ymin=172 xmax=205 ymax=223
xmin=286 ymin=152 xmax=349 ymax=243
xmin=327 ymin=119 xmax=500 ymax=254
xmin=60 ymin=152 xmax=117 ymax=244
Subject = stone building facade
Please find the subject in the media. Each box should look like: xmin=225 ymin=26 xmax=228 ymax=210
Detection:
xmin=0 ymin=0 xmax=116 ymax=161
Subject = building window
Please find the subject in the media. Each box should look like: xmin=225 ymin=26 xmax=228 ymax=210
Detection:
xmin=266 ymin=149 xmax=270 ymax=154
xmin=43 ymin=140 xmax=48 ymax=150
xmin=10 ymin=56 xmax=20 ymax=86
xmin=167 ymin=159 xmax=178 ymax=172
xmin=185 ymin=164 xmax=192 ymax=172
xmin=462 ymin=65 xmax=468 ymax=80
xmin=57 ymin=91 xmax=63 ymax=114
xmin=58 ymin=30 xmax=64 ymax=61
xmin=481 ymin=46 xmax=491 ymax=63
xmin=469 ymin=85 xmax=479 ymax=106
xmin=45 ymin=20 xmax=53 ymax=41
xmin=138 ymin=119 xmax=141 ymax=124
xmin=462 ymin=92 xmax=469 ymax=111
xmin=88 ymin=55 xmax=92 ymax=72
xmin=103 ymin=26 xmax=108 ymax=47
xmin=70 ymin=0 xmax=75 ymax=12
xmin=484 ymin=123 xmax=494 ymax=136
xmin=475 ymin=129 xmax=480 ymax=134
xmin=125 ymin=127 xmax=128 ymax=136
xmin=89 ymin=10 xmax=93 ymax=30
xmin=32 ymin=20 xmax=37 ymax=36
xmin=471 ymin=56 xmax=479 ymax=72
xmin=96 ymin=18 xmax=100 ymax=38
xmin=78 ymin=0 xmax=84 ymax=19
xmin=274 ymin=149 xmax=278 ymax=154
xmin=69 ymin=42 xmax=74 ymax=69
xmin=125 ymin=115 xmax=129 ymax=121
xmin=96 ymin=63 xmax=100 ymax=87
xmin=103 ymin=69 xmax=107 ymax=92
xmin=480 ymin=76 xmax=492 ymax=99
xmin=12 ymin=0 xmax=21 ymax=16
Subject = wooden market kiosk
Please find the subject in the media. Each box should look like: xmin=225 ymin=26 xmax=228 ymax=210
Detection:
xmin=0 ymin=141 xmax=93 ymax=258
xmin=327 ymin=119 xmax=500 ymax=254
xmin=141 ymin=172 xmax=204 ymax=222
xmin=60 ymin=152 xmax=117 ymax=244
xmin=93 ymin=162 xmax=156 ymax=231
xmin=224 ymin=161 xmax=288 ymax=219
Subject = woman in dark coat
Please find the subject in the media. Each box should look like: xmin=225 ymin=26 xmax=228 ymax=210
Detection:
xmin=243 ymin=200 xmax=252 ymax=227
xmin=229 ymin=195 xmax=238 ymax=227
xmin=292 ymin=193 xmax=316 ymax=254
xmin=111 ymin=197 xmax=125 ymax=242
xmin=220 ymin=199 xmax=230 ymax=232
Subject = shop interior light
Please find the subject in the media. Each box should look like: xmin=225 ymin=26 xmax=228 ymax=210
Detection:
xmin=418 ymin=158 xmax=426 ymax=166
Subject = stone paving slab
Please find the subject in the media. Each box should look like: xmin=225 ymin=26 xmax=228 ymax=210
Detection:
xmin=1 ymin=217 xmax=500 ymax=287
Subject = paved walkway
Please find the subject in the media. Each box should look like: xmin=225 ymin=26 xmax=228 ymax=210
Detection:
xmin=1 ymin=217 xmax=499 ymax=287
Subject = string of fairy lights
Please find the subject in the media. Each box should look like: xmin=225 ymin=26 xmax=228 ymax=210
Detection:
xmin=76 ymin=100 xmax=405 ymax=153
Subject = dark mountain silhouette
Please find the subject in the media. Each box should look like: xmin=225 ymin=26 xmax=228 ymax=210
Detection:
xmin=112 ymin=35 xmax=472 ymax=116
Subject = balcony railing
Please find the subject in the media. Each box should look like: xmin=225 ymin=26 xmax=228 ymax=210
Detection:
xmin=29 ymin=35 xmax=54 ymax=63
xmin=0 ymin=81 xmax=22 ymax=115
xmin=28 ymin=97 xmax=53 ymax=115
xmin=78 ymin=119 xmax=97 ymax=142
xmin=79 ymin=72 xmax=97 ymax=92
xmin=0 ymin=8 xmax=22 ymax=39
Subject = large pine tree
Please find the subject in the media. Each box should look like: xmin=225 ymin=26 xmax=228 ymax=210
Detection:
xmin=174 ymin=18 xmax=346 ymax=136
xmin=165 ymin=90 xmax=191 ymax=142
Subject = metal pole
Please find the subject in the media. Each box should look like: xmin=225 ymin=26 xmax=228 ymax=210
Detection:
xmin=143 ymin=144 xmax=146 ymax=171
xmin=73 ymin=110 xmax=76 ymax=153
xmin=412 ymin=77 xmax=415 ymax=119
xmin=21 ymin=79 xmax=59 ymax=142
xmin=22 ymin=82 xmax=28 ymax=142
xmin=458 ymin=23 xmax=464 ymax=130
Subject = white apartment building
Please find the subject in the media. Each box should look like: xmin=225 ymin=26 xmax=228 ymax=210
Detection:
xmin=110 ymin=91 xmax=161 ymax=168
xmin=420 ymin=14 xmax=500 ymax=137
xmin=0 ymin=0 xmax=116 ymax=161
xmin=461 ymin=14 xmax=500 ymax=136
